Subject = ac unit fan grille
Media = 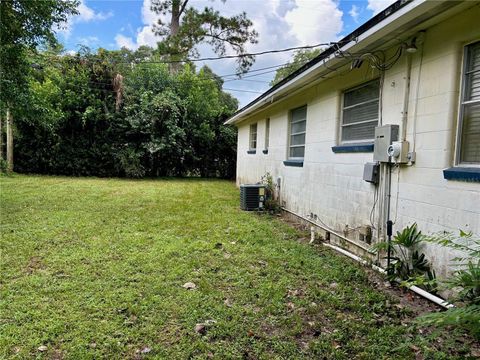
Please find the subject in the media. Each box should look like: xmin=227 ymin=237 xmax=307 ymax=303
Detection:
xmin=240 ymin=184 xmax=265 ymax=211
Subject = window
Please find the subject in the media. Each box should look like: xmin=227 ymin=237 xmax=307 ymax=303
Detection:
xmin=458 ymin=41 xmax=480 ymax=165
xmin=341 ymin=79 xmax=380 ymax=143
xmin=264 ymin=118 xmax=270 ymax=150
xmin=249 ymin=123 xmax=257 ymax=150
xmin=289 ymin=106 xmax=307 ymax=159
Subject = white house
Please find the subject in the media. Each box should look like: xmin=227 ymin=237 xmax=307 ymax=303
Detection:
xmin=226 ymin=0 xmax=480 ymax=279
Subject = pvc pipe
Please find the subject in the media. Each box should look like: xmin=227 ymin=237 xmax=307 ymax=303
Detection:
xmin=401 ymin=52 xmax=413 ymax=141
xmin=281 ymin=206 xmax=454 ymax=308
xmin=323 ymin=243 xmax=454 ymax=309
xmin=324 ymin=243 xmax=385 ymax=273
xmin=408 ymin=284 xmax=454 ymax=309
xmin=281 ymin=207 xmax=375 ymax=254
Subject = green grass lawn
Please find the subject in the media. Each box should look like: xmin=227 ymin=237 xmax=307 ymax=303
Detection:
xmin=0 ymin=175 xmax=474 ymax=359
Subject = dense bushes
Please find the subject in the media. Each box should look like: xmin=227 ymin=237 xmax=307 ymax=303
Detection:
xmin=12 ymin=47 xmax=238 ymax=178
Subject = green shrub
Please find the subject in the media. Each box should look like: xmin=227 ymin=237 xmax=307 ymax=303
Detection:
xmin=418 ymin=231 xmax=480 ymax=338
xmin=0 ymin=158 xmax=8 ymax=174
xmin=372 ymin=223 xmax=436 ymax=292
xmin=261 ymin=172 xmax=280 ymax=213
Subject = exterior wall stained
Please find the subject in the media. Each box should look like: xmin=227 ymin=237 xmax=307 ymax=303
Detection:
xmin=235 ymin=6 xmax=480 ymax=280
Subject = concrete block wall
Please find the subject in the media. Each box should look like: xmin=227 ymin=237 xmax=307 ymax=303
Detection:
xmin=235 ymin=6 xmax=480 ymax=279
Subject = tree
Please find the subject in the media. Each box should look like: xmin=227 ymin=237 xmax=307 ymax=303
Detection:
xmin=14 ymin=47 xmax=238 ymax=179
xmin=150 ymin=0 xmax=258 ymax=72
xmin=0 ymin=0 xmax=78 ymax=170
xmin=270 ymin=48 xmax=323 ymax=86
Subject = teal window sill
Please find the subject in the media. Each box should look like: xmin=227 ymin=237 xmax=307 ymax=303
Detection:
xmin=443 ymin=167 xmax=480 ymax=182
xmin=332 ymin=143 xmax=374 ymax=153
xmin=283 ymin=160 xmax=304 ymax=167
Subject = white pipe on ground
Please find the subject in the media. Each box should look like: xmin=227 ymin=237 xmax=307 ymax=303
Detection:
xmin=281 ymin=207 xmax=454 ymax=309
xmin=323 ymin=243 xmax=454 ymax=309
xmin=323 ymin=243 xmax=385 ymax=273
xmin=281 ymin=207 xmax=375 ymax=254
xmin=310 ymin=226 xmax=315 ymax=244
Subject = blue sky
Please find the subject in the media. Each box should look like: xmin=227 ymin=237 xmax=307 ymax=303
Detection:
xmin=57 ymin=0 xmax=395 ymax=106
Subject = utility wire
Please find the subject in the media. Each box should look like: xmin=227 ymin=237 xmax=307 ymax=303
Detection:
xmin=119 ymin=43 xmax=332 ymax=64
xmin=61 ymin=79 xmax=266 ymax=95
xmin=223 ymin=88 xmax=262 ymax=94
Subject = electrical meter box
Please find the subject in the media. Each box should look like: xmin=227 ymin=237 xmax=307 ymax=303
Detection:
xmin=387 ymin=141 xmax=410 ymax=163
xmin=363 ymin=162 xmax=379 ymax=184
xmin=373 ymin=124 xmax=399 ymax=162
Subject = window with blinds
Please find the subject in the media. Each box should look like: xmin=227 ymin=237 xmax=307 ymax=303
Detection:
xmin=459 ymin=41 xmax=480 ymax=164
xmin=289 ymin=106 xmax=307 ymax=159
xmin=249 ymin=123 xmax=257 ymax=150
xmin=341 ymin=79 xmax=380 ymax=142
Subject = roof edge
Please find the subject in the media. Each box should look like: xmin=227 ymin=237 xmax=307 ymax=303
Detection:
xmin=225 ymin=0 xmax=414 ymax=125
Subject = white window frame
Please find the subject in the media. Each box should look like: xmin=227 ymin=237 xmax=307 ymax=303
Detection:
xmin=264 ymin=118 xmax=270 ymax=150
xmin=455 ymin=40 xmax=480 ymax=167
xmin=339 ymin=79 xmax=381 ymax=144
xmin=288 ymin=105 xmax=307 ymax=160
xmin=249 ymin=123 xmax=257 ymax=150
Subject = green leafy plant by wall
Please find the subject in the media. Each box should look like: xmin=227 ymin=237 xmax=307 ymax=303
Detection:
xmin=261 ymin=172 xmax=280 ymax=213
xmin=372 ymin=223 xmax=436 ymax=292
xmin=418 ymin=231 xmax=480 ymax=338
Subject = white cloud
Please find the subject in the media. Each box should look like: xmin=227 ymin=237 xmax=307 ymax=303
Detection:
xmin=115 ymin=34 xmax=138 ymax=50
xmin=58 ymin=0 xmax=113 ymax=38
xmin=114 ymin=0 xmax=343 ymax=106
xmin=349 ymin=5 xmax=360 ymax=23
xmin=284 ymin=0 xmax=343 ymax=46
xmin=77 ymin=1 xmax=113 ymax=22
xmin=77 ymin=35 xmax=100 ymax=47
xmin=367 ymin=0 xmax=395 ymax=15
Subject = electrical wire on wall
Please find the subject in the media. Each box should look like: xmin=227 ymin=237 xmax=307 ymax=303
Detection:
xmin=332 ymin=42 xmax=405 ymax=72
xmin=369 ymin=185 xmax=379 ymax=230
xmin=392 ymin=164 xmax=401 ymax=224
xmin=411 ymin=33 xmax=426 ymax=153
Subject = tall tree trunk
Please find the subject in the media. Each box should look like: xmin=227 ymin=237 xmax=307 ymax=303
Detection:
xmin=171 ymin=0 xmax=180 ymax=36
xmin=6 ymin=108 xmax=13 ymax=172
xmin=169 ymin=0 xmax=182 ymax=73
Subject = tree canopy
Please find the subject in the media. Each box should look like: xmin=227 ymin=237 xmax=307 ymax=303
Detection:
xmin=151 ymin=0 xmax=258 ymax=73
xmin=0 ymin=0 xmax=78 ymax=107
xmin=270 ymin=49 xmax=323 ymax=86
xmin=13 ymin=47 xmax=238 ymax=178
xmin=1 ymin=1 xmax=242 ymax=178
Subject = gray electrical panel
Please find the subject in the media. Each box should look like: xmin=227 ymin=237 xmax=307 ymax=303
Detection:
xmin=363 ymin=162 xmax=379 ymax=184
xmin=373 ymin=124 xmax=399 ymax=162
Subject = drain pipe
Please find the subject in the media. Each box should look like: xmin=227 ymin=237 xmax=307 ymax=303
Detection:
xmin=323 ymin=242 xmax=453 ymax=309
xmin=281 ymin=207 xmax=375 ymax=254
xmin=324 ymin=243 xmax=385 ymax=273
xmin=401 ymin=52 xmax=413 ymax=142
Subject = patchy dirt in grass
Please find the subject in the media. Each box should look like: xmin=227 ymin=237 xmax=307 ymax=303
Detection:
xmin=25 ymin=256 xmax=45 ymax=274
xmin=276 ymin=212 xmax=440 ymax=315
xmin=274 ymin=211 xmax=480 ymax=358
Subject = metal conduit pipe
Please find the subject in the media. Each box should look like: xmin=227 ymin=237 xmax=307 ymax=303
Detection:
xmin=323 ymin=243 xmax=454 ymax=309
xmin=281 ymin=207 xmax=375 ymax=254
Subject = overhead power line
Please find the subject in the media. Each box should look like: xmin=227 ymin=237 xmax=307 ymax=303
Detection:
xmin=123 ymin=42 xmax=333 ymax=64
xmin=222 ymin=88 xmax=263 ymax=94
